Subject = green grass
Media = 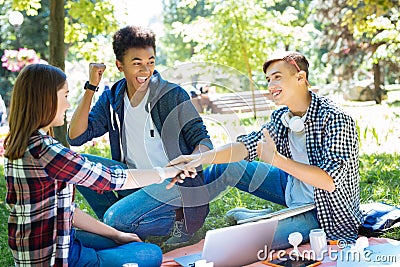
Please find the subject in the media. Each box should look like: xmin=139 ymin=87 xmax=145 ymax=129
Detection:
xmin=1 ymin=153 xmax=400 ymax=264
xmin=0 ymin=162 xmax=14 ymax=267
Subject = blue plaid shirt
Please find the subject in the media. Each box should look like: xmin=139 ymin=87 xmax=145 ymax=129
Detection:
xmin=239 ymin=91 xmax=363 ymax=242
xmin=5 ymin=130 xmax=126 ymax=266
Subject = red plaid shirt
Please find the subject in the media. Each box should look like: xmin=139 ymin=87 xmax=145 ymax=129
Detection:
xmin=5 ymin=130 xmax=126 ymax=266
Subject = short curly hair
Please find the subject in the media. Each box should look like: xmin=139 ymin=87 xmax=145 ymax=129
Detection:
xmin=112 ymin=25 xmax=156 ymax=62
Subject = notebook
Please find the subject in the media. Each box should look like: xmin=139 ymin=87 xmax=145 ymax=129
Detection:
xmin=174 ymin=217 xmax=279 ymax=267
xmin=237 ymin=203 xmax=316 ymax=224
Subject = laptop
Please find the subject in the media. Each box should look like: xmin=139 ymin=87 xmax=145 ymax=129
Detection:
xmin=174 ymin=217 xmax=279 ymax=267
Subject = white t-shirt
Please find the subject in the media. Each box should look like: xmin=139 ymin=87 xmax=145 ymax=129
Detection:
xmin=285 ymin=126 xmax=315 ymax=208
xmin=123 ymin=90 xmax=169 ymax=169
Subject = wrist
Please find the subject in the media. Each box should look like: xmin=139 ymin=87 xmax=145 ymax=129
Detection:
xmin=154 ymin=167 xmax=166 ymax=183
xmin=271 ymin=150 xmax=283 ymax=167
xmin=84 ymin=81 xmax=99 ymax=92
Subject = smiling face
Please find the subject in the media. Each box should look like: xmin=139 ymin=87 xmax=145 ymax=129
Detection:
xmin=265 ymin=60 xmax=300 ymax=106
xmin=116 ymin=46 xmax=156 ymax=95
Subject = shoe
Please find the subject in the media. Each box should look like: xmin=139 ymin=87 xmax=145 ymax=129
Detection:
xmin=225 ymin=207 xmax=272 ymax=222
xmin=165 ymin=219 xmax=194 ymax=246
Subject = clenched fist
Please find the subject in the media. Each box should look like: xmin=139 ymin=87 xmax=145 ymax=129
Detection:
xmin=88 ymin=63 xmax=106 ymax=86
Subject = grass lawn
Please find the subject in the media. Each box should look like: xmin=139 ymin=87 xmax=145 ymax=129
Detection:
xmin=1 ymin=102 xmax=400 ymax=265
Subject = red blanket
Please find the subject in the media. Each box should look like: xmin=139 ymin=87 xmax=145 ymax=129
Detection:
xmin=162 ymin=237 xmax=396 ymax=266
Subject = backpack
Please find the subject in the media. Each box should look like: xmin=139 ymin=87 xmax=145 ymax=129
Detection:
xmin=358 ymin=202 xmax=400 ymax=237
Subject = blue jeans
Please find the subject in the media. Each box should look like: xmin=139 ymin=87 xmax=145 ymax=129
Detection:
xmin=69 ymin=228 xmax=162 ymax=267
xmin=204 ymin=160 xmax=320 ymax=250
xmin=77 ymin=154 xmax=182 ymax=239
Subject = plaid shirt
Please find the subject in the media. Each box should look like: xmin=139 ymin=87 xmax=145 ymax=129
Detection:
xmin=239 ymin=91 xmax=363 ymax=242
xmin=5 ymin=130 xmax=126 ymax=266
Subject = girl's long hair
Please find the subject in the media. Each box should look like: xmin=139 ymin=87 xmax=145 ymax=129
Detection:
xmin=4 ymin=64 xmax=66 ymax=160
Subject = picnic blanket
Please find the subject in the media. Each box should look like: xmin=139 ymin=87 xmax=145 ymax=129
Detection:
xmin=161 ymin=237 xmax=399 ymax=266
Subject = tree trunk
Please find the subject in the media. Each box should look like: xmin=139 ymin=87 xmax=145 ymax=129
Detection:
xmin=49 ymin=0 xmax=69 ymax=147
xmin=234 ymin=16 xmax=257 ymax=119
xmin=373 ymin=62 xmax=382 ymax=104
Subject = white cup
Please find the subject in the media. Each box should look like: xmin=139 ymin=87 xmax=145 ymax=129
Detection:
xmin=309 ymin=229 xmax=327 ymax=260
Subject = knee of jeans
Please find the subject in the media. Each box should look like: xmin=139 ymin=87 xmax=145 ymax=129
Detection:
xmin=208 ymin=162 xmax=248 ymax=185
xmin=103 ymin=209 xmax=129 ymax=228
xmin=131 ymin=243 xmax=163 ymax=267
xmin=146 ymin=243 xmax=163 ymax=264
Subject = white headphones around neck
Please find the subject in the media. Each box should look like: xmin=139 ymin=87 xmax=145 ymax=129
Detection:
xmin=281 ymin=111 xmax=306 ymax=133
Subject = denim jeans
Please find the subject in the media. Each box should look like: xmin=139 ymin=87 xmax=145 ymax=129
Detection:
xmin=77 ymin=154 xmax=182 ymax=239
xmin=204 ymin=160 xmax=320 ymax=250
xmin=68 ymin=228 xmax=162 ymax=267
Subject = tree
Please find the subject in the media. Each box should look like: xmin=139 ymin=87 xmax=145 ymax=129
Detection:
xmin=165 ymin=0 xmax=318 ymax=117
xmin=10 ymin=0 xmax=119 ymax=62
xmin=8 ymin=0 xmax=118 ymax=145
xmin=314 ymin=0 xmax=400 ymax=103
xmin=49 ymin=0 xmax=66 ymax=145
xmin=0 ymin=0 xmax=49 ymax=106
xmin=161 ymin=0 xmax=212 ymax=66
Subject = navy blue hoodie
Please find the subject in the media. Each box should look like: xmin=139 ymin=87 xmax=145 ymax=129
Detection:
xmin=68 ymin=70 xmax=213 ymax=233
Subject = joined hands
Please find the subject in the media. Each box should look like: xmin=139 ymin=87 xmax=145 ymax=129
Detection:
xmin=165 ymin=163 xmax=198 ymax=189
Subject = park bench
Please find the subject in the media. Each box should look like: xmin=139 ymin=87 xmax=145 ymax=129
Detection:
xmin=192 ymin=90 xmax=275 ymax=114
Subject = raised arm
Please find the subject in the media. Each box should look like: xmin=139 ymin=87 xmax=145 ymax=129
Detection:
xmin=68 ymin=63 xmax=106 ymax=140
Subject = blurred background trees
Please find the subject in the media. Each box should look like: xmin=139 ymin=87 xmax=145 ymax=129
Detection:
xmin=315 ymin=0 xmax=399 ymax=103
xmin=1 ymin=0 xmax=399 ymax=107
xmin=161 ymin=0 xmax=399 ymax=103
xmin=1 ymin=0 xmax=118 ymax=145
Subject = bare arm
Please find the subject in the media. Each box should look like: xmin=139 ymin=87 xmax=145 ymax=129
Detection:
xmin=68 ymin=63 xmax=106 ymax=140
xmin=191 ymin=144 xmax=211 ymax=155
xmin=257 ymin=129 xmax=335 ymax=192
xmin=73 ymin=208 xmax=141 ymax=243
xmin=121 ymin=165 xmax=196 ymax=190
xmin=273 ymin=154 xmax=335 ymax=192
xmin=168 ymin=142 xmax=249 ymax=169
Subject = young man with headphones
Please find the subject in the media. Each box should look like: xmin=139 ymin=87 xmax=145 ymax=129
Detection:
xmin=169 ymin=51 xmax=363 ymax=249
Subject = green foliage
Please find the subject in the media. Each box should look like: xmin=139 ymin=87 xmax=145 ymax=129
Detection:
xmin=0 ymin=0 xmax=119 ymax=119
xmin=239 ymin=116 xmax=269 ymax=127
xmin=315 ymin=0 xmax=400 ymax=84
xmin=8 ymin=0 xmax=118 ymax=62
xmin=170 ymin=0 xmax=272 ymax=84
xmin=76 ymin=140 xmax=112 ymax=159
xmin=161 ymin=0 xmax=325 ymax=88
xmin=65 ymin=0 xmax=118 ymax=62
xmin=0 ymin=0 xmax=49 ymax=105
xmin=10 ymin=0 xmax=41 ymax=16
xmin=160 ymin=0 xmax=212 ymax=66
xmin=371 ymin=127 xmax=379 ymax=145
